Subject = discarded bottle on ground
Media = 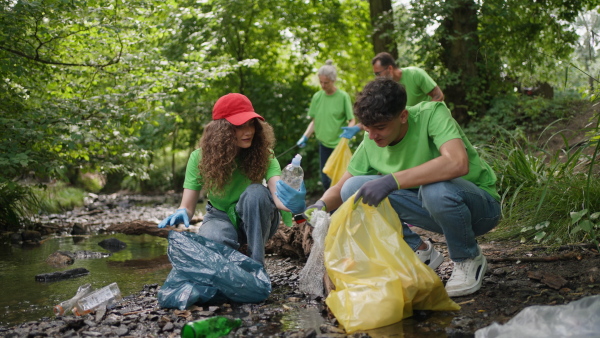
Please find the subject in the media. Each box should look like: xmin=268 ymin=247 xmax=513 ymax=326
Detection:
xmin=72 ymin=282 xmax=122 ymax=316
xmin=281 ymin=154 xmax=304 ymax=190
xmin=53 ymin=283 xmax=93 ymax=316
xmin=181 ymin=316 xmax=242 ymax=338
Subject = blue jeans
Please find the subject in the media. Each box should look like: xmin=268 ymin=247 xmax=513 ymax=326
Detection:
xmin=198 ymin=184 xmax=280 ymax=265
xmin=340 ymin=176 xmax=501 ymax=262
xmin=319 ymin=143 xmax=335 ymax=190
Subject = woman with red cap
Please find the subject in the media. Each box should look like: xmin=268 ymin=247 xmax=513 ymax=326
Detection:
xmin=157 ymin=93 xmax=306 ymax=265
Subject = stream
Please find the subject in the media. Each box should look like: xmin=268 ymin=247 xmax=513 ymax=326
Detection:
xmin=0 ymin=233 xmax=171 ymax=327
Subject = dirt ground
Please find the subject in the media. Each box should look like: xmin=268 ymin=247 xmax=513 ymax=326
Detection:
xmin=405 ymin=227 xmax=600 ymax=336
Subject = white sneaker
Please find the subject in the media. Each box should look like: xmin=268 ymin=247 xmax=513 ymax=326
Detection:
xmin=415 ymin=240 xmax=444 ymax=270
xmin=445 ymin=246 xmax=488 ymax=297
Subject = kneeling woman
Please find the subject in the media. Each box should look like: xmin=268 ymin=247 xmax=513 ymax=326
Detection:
xmin=158 ymin=93 xmax=306 ymax=265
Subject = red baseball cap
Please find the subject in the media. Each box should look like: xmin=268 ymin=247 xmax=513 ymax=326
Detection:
xmin=212 ymin=93 xmax=265 ymax=126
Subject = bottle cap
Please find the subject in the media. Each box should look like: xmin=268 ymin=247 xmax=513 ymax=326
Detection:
xmin=53 ymin=305 xmax=63 ymax=316
xmin=291 ymin=154 xmax=302 ymax=167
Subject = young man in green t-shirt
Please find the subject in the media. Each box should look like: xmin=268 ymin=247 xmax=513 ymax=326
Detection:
xmin=372 ymin=52 xmax=445 ymax=107
xmin=305 ymin=78 xmax=501 ymax=297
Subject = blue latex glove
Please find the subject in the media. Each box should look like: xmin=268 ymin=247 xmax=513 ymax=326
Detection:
xmin=158 ymin=208 xmax=190 ymax=228
xmin=276 ymin=180 xmax=307 ymax=214
xmin=339 ymin=125 xmax=361 ymax=139
xmin=296 ymin=135 xmax=308 ymax=148
xmin=355 ymin=174 xmax=399 ymax=207
xmin=303 ymin=200 xmax=326 ymax=221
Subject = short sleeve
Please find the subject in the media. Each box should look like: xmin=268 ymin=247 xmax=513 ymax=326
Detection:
xmin=182 ymin=149 xmax=203 ymax=191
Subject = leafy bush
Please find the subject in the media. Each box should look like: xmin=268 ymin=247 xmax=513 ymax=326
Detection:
xmin=465 ymin=94 xmax=584 ymax=145
xmin=484 ymin=111 xmax=600 ymax=247
xmin=121 ymin=150 xmax=190 ymax=194
xmin=33 ymin=183 xmax=86 ymax=214
xmin=0 ymin=181 xmax=40 ymax=232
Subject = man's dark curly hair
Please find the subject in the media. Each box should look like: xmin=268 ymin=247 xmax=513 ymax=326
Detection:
xmin=353 ymin=78 xmax=407 ymax=126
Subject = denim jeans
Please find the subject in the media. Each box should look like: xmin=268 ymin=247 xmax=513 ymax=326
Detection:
xmin=319 ymin=142 xmax=335 ymax=190
xmin=198 ymin=184 xmax=280 ymax=265
xmin=340 ymin=176 xmax=501 ymax=262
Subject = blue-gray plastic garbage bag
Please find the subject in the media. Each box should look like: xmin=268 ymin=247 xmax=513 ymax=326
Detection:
xmin=157 ymin=231 xmax=272 ymax=310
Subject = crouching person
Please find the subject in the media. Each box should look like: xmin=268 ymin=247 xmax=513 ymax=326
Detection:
xmin=305 ymin=78 xmax=501 ymax=297
xmin=158 ymin=93 xmax=306 ymax=266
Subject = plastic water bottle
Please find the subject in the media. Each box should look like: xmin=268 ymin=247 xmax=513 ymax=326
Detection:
xmin=53 ymin=283 xmax=93 ymax=316
xmin=72 ymin=282 xmax=122 ymax=316
xmin=181 ymin=316 xmax=242 ymax=338
xmin=281 ymin=154 xmax=304 ymax=190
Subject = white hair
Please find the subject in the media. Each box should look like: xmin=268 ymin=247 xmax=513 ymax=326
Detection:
xmin=317 ymin=59 xmax=337 ymax=81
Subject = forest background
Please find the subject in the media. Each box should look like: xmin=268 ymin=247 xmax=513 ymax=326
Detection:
xmin=1 ymin=0 xmax=599 ymax=247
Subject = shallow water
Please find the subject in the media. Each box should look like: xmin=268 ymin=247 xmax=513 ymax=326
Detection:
xmin=0 ymin=233 xmax=171 ymax=327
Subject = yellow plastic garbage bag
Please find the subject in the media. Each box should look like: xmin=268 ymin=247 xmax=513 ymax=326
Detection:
xmin=324 ymin=196 xmax=460 ymax=333
xmin=323 ymin=138 xmax=352 ymax=186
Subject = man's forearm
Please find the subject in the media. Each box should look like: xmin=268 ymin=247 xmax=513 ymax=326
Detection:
xmin=429 ymin=86 xmax=445 ymax=102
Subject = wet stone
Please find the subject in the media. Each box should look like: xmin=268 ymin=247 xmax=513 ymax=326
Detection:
xmin=98 ymin=238 xmax=127 ymax=251
xmin=114 ymin=327 xmax=129 ymax=336
xmin=83 ymin=319 xmax=96 ymax=327
xmin=161 ymin=321 xmax=174 ymax=332
xmin=103 ymin=314 xmax=121 ymax=326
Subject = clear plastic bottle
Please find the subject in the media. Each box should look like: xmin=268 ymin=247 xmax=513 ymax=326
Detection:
xmin=281 ymin=154 xmax=304 ymax=190
xmin=53 ymin=283 xmax=93 ymax=316
xmin=72 ymin=282 xmax=122 ymax=316
xmin=181 ymin=316 xmax=242 ymax=338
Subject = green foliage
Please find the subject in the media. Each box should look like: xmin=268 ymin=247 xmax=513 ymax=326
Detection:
xmin=33 ymin=183 xmax=86 ymax=215
xmin=483 ymin=109 xmax=600 ymax=246
xmin=1 ymin=0 xmax=373 ymax=199
xmin=406 ymin=0 xmax=599 ymax=114
xmin=464 ymin=94 xmax=585 ymax=145
xmin=80 ymin=173 xmax=104 ymax=193
xmin=121 ymin=149 xmax=190 ymax=194
xmin=0 ymin=181 xmax=40 ymax=231
xmin=570 ymin=209 xmax=600 ymax=249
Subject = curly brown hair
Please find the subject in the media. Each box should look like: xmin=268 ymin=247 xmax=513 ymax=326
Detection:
xmin=198 ymin=118 xmax=276 ymax=194
xmin=354 ymin=78 xmax=407 ymax=126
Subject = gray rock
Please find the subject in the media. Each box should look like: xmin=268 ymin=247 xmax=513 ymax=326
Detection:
xmin=46 ymin=251 xmax=75 ymax=265
xmin=22 ymin=230 xmax=42 ymax=243
xmin=98 ymin=238 xmax=127 ymax=252
xmin=71 ymin=223 xmax=91 ymax=235
xmin=35 ymin=268 xmax=90 ymax=282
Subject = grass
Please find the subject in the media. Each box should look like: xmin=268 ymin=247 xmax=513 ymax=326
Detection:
xmin=482 ymin=106 xmax=600 ymax=248
xmin=489 ymin=174 xmax=600 ymax=245
xmin=0 ymin=181 xmax=40 ymax=231
xmin=32 ymin=182 xmax=86 ymax=214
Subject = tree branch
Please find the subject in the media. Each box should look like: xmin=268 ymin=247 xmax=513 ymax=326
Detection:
xmin=0 ymin=45 xmax=121 ymax=68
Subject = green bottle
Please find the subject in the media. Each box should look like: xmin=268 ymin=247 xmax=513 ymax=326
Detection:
xmin=181 ymin=316 xmax=242 ymax=338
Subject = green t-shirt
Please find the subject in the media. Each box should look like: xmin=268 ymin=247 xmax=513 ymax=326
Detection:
xmin=347 ymin=101 xmax=500 ymax=201
xmin=400 ymin=67 xmax=437 ymax=107
xmin=308 ymin=89 xmax=354 ymax=148
xmin=183 ymin=149 xmax=282 ymax=213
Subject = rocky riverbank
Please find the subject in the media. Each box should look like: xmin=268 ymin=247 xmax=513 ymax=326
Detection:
xmin=0 ymin=254 xmax=350 ymax=338
xmin=3 ymin=192 xmax=599 ymax=337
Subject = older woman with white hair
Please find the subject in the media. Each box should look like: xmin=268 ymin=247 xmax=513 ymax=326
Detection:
xmin=296 ymin=60 xmax=358 ymax=191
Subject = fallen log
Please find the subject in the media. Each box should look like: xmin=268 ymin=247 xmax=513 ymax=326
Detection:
xmin=105 ymin=220 xmax=175 ymax=238
xmin=487 ymin=251 xmax=582 ymax=263
xmin=35 ymin=267 xmax=90 ymax=282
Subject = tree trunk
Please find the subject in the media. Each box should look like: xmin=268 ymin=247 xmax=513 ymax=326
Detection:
xmin=439 ymin=0 xmax=481 ymax=124
xmin=369 ymin=0 xmax=398 ymax=59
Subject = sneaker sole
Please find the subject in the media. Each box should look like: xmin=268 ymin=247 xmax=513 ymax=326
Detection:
xmin=446 ymin=256 xmax=488 ymax=297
